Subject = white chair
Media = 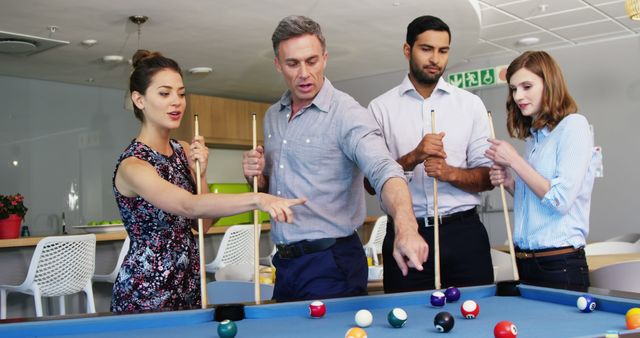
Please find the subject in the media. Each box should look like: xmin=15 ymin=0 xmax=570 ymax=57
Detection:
xmin=93 ymin=236 xmax=130 ymax=284
xmin=491 ymin=248 xmax=515 ymax=282
xmin=0 ymin=234 xmax=96 ymax=319
xmin=590 ymin=260 xmax=640 ymax=293
xmin=259 ymin=246 xmax=277 ymax=266
xmin=207 ymin=281 xmax=274 ymax=304
xmin=205 ymin=224 xmax=256 ymax=274
xmin=584 ymin=241 xmax=640 ymax=256
xmin=363 ymin=215 xmax=387 ymax=266
xmin=214 ymin=263 xmax=254 ymax=281
xmin=605 ymin=233 xmax=640 ymax=243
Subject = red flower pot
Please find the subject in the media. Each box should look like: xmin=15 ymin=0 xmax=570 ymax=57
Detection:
xmin=0 ymin=214 xmax=22 ymax=239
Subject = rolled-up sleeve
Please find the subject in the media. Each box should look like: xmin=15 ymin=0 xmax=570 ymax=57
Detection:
xmin=467 ymin=96 xmax=492 ymax=168
xmin=541 ymin=115 xmax=593 ymax=214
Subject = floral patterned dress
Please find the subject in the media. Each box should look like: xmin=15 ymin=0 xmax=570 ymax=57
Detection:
xmin=111 ymin=139 xmax=201 ymax=313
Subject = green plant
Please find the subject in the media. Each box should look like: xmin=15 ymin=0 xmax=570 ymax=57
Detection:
xmin=0 ymin=194 xmax=28 ymax=219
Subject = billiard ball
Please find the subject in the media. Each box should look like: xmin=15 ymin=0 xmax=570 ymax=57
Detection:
xmin=626 ymin=307 xmax=640 ymax=319
xmin=434 ymin=311 xmax=455 ymax=333
xmin=627 ymin=313 xmax=640 ymax=330
xmin=445 ymin=286 xmax=461 ymax=302
xmin=461 ymin=300 xmax=480 ymax=319
xmin=431 ymin=291 xmax=446 ymax=307
xmin=355 ymin=309 xmax=373 ymax=328
xmin=309 ymin=300 xmax=326 ymax=318
xmin=217 ymin=319 xmax=237 ymax=338
xmin=577 ymin=295 xmax=596 ymax=313
xmin=387 ymin=307 xmax=408 ymax=328
xmin=345 ymin=327 xmax=368 ymax=338
xmin=494 ymin=320 xmax=517 ymax=338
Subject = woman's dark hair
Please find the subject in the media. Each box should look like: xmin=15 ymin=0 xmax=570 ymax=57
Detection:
xmin=129 ymin=49 xmax=183 ymax=122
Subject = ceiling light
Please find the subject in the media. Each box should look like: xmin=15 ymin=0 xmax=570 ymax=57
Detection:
xmin=516 ymin=37 xmax=540 ymax=46
xmin=189 ymin=67 xmax=213 ymax=74
xmin=81 ymin=39 xmax=98 ymax=47
xmin=0 ymin=39 xmax=37 ymax=53
xmin=102 ymin=55 xmax=124 ymax=63
xmin=626 ymin=0 xmax=640 ymax=20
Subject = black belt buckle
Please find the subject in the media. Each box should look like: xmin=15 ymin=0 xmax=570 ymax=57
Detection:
xmin=427 ymin=207 xmax=477 ymax=225
xmin=276 ymin=237 xmax=337 ymax=259
xmin=276 ymin=243 xmax=302 ymax=259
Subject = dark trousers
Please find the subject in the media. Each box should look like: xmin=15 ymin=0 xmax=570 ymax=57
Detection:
xmin=517 ymin=248 xmax=590 ymax=291
xmin=272 ymin=232 xmax=368 ymax=302
xmin=383 ymin=213 xmax=494 ymax=293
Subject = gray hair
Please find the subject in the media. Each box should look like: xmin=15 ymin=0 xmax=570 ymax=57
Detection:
xmin=271 ymin=15 xmax=326 ymax=57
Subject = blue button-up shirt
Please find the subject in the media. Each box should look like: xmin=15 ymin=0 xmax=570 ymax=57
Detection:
xmin=263 ymin=79 xmax=405 ymax=244
xmin=513 ymin=114 xmax=600 ymax=250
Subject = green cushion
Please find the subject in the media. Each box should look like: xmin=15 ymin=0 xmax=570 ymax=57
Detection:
xmin=209 ymin=183 xmax=270 ymax=226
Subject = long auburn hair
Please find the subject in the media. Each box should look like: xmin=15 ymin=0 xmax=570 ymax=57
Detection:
xmin=505 ymin=51 xmax=577 ymax=139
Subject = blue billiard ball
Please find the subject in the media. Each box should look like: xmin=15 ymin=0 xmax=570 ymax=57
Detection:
xmin=431 ymin=291 xmax=446 ymax=307
xmin=217 ymin=319 xmax=238 ymax=338
xmin=577 ymin=295 xmax=597 ymax=313
xmin=445 ymin=286 xmax=461 ymax=302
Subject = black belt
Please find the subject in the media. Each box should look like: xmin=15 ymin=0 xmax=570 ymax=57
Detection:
xmin=276 ymin=233 xmax=355 ymax=259
xmin=389 ymin=207 xmax=478 ymax=226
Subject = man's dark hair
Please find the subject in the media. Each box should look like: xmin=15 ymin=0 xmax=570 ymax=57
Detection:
xmin=406 ymin=15 xmax=451 ymax=47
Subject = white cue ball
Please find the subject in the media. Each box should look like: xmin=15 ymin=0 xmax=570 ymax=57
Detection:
xmin=355 ymin=309 xmax=373 ymax=328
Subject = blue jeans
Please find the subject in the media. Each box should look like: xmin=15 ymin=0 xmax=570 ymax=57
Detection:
xmin=272 ymin=232 xmax=367 ymax=302
xmin=517 ymin=248 xmax=590 ymax=291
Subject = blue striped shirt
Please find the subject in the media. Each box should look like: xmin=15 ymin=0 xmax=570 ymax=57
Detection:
xmin=263 ymin=79 xmax=405 ymax=244
xmin=513 ymin=114 xmax=600 ymax=250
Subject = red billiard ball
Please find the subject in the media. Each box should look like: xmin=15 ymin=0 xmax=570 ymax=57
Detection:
xmin=309 ymin=300 xmax=326 ymax=318
xmin=461 ymin=300 xmax=480 ymax=319
xmin=494 ymin=320 xmax=517 ymax=338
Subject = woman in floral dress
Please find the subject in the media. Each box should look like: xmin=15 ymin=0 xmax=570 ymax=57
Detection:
xmin=111 ymin=50 xmax=304 ymax=313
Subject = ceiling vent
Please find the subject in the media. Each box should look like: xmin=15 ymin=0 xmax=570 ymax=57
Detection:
xmin=0 ymin=30 xmax=69 ymax=55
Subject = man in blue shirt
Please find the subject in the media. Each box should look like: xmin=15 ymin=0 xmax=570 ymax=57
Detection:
xmin=242 ymin=15 xmax=428 ymax=301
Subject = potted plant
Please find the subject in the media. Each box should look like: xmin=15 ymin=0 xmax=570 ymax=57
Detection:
xmin=0 ymin=193 xmax=28 ymax=239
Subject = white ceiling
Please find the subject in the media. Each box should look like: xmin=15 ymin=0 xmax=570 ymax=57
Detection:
xmin=0 ymin=0 xmax=638 ymax=102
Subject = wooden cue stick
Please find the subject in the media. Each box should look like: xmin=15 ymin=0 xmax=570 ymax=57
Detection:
xmin=194 ymin=114 xmax=209 ymax=308
xmin=487 ymin=111 xmax=520 ymax=281
xmin=252 ymin=112 xmax=262 ymax=304
xmin=431 ymin=109 xmax=441 ymax=290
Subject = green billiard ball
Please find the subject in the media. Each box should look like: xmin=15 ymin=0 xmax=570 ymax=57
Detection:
xmin=387 ymin=307 xmax=408 ymax=328
xmin=217 ymin=319 xmax=237 ymax=338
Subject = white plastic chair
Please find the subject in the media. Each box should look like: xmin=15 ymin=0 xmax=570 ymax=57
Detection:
xmin=490 ymin=248 xmax=515 ymax=282
xmin=590 ymin=260 xmax=640 ymax=293
xmin=259 ymin=246 xmax=277 ymax=266
xmin=604 ymin=233 xmax=640 ymax=243
xmin=205 ymin=224 xmax=257 ymax=274
xmin=584 ymin=241 xmax=640 ymax=256
xmin=93 ymin=236 xmax=130 ymax=284
xmin=207 ymin=281 xmax=274 ymax=304
xmin=0 ymin=234 xmax=96 ymax=319
xmin=363 ymin=215 xmax=387 ymax=266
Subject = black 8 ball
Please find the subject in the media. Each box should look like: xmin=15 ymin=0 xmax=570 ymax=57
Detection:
xmin=434 ymin=311 xmax=455 ymax=333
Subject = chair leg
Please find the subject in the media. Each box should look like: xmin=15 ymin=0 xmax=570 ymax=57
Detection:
xmin=58 ymin=295 xmax=66 ymax=316
xmin=1 ymin=288 xmax=7 ymax=319
xmin=84 ymin=283 xmax=96 ymax=314
xmin=33 ymin=288 xmax=43 ymax=317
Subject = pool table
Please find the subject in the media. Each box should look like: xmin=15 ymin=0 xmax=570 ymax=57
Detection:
xmin=2 ymin=284 xmax=640 ymax=338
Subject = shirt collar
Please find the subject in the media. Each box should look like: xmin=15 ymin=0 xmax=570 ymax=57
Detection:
xmin=398 ymin=74 xmax=452 ymax=99
xmin=278 ymin=77 xmax=333 ymax=113
xmin=530 ymin=126 xmax=550 ymax=143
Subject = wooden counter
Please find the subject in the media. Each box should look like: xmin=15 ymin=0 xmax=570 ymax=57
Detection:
xmin=0 ymin=223 xmax=271 ymax=249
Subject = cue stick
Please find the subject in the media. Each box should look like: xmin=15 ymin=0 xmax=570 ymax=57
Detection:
xmin=431 ymin=109 xmax=441 ymax=290
xmin=194 ymin=114 xmax=209 ymax=307
xmin=252 ymin=112 xmax=262 ymax=304
xmin=487 ymin=111 xmax=520 ymax=281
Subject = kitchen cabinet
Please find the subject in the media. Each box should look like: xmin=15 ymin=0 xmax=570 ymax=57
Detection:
xmin=172 ymin=94 xmax=272 ymax=149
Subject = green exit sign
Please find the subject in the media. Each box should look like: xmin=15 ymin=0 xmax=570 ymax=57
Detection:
xmin=448 ymin=65 xmax=508 ymax=89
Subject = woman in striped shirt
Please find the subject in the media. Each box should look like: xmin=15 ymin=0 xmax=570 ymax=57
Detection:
xmin=485 ymin=51 xmax=599 ymax=290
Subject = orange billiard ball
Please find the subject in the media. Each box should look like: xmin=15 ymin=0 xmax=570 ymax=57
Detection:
xmin=345 ymin=327 xmax=367 ymax=338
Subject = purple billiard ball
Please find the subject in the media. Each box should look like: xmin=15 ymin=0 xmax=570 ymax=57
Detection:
xmin=445 ymin=287 xmax=461 ymax=302
xmin=431 ymin=291 xmax=446 ymax=307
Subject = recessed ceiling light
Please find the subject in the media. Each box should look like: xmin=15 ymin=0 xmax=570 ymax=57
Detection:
xmin=188 ymin=67 xmax=213 ymax=74
xmin=81 ymin=39 xmax=98 ymax=47
xmin=102 ymin=55 xmax=124 ymax=63
xmin=516 ymin=37 xmax=540 ymax=46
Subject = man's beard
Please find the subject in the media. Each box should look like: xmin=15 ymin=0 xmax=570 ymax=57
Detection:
xmin=410 ymin=57 xmax=444 ymax=85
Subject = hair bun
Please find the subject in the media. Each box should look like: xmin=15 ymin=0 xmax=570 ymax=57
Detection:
xmin=131 ymin=49 xmax=162 ymax=68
